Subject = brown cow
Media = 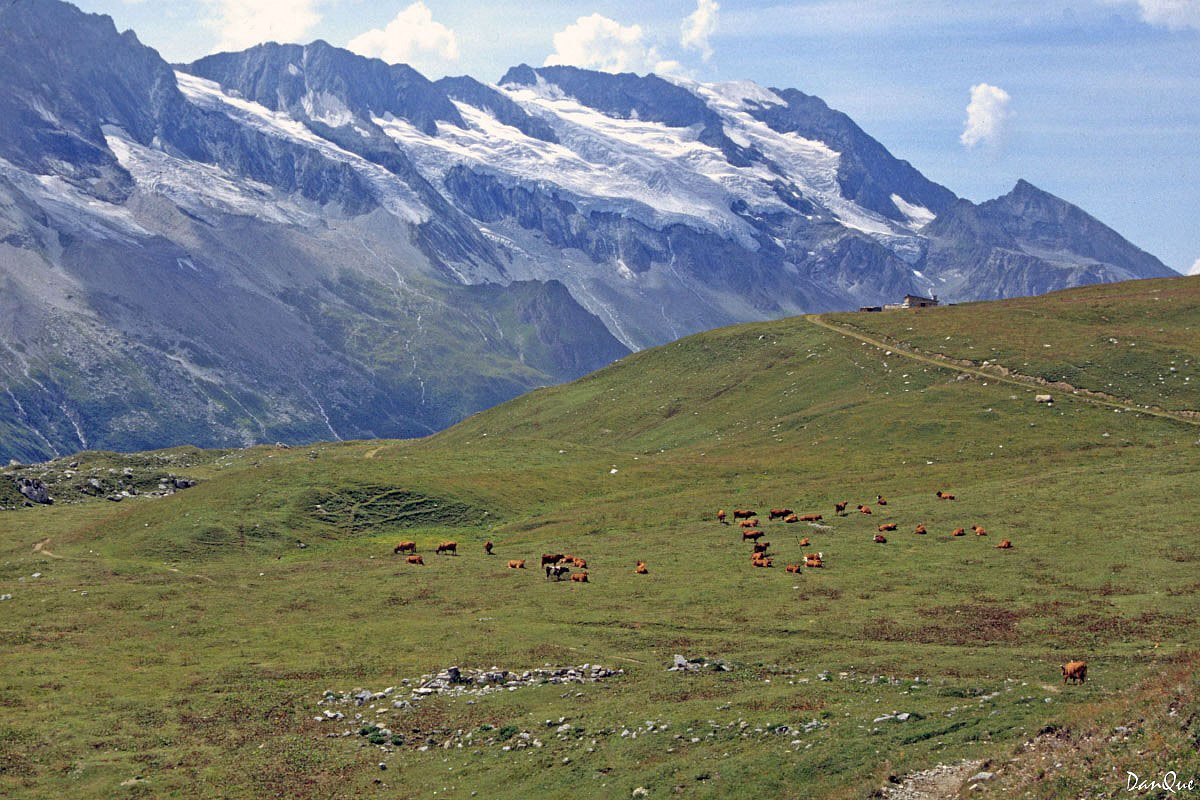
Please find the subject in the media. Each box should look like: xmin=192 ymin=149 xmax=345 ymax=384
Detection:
xmin=936 ymin=490 xmax=956 ymax=500
xmin=740 ymin=518 xmax=760 ymax=529
xmin=541 ymin=553 xmax=564 ymax=567
xmin=751 ymin=556 xmax=774 ymax=568
xmin=559 ymin=554 xmax=576 ymax=564
xmin=545 ymin=564 xmax=570 ymax=580
xmin=570 ymin=571 xmax=589 ymax=583
xmin=752 ymin=541 xmax=770 ymax=554
xmin=914 ymin=524 xmax=927 ymax=535
xmin=873 ymin=534 xmax=887 ymax=543
xmin=783 ymin=513 xmax=799 ymax=523
xmin=406 ymin=554 xmax=424 ymax=565
xmin=436 ymin=541 xmax=458 ymax=555
xmin=507 ymin=559 xmax=526 ymax=569
xmin=742 ymin=530 xmax=765 ymax=542
xmin=798 ymin=537 xmax=811 ymax=547
xmin=858 ymin=505 xmax=873 ymax=515
xmin=635 ymin=561 xmax=648 ymax=574
xmin=769 ymin=508 xmax=794 ymax=520
xmin=973 ymin=526 xmax=988 ymax=536
xmin=1061 ymin=661 xmax=1087 ymax=684
xmin=805 ymin=553 xmax=824 ymax=568
xmin=798 ymin=513 xmax=823 ymax=522
xmin=484 ymin=540 xmax=494 ymax=555
xmin=573 ymin=557 xmax=588 ymax=569
xmin=785 ymin=563 xmax=802 ymax=573
xmin=996 ymin=539 xmax=1013 ymax=549
xmin=393 ymin=541 xmax=416 ymax=554
xmin=878 ymin=523 xmax=898 ymax=532
xmin=732 ymin=509 xmax=756 ymax=519
xmin=835 ymin=501 xmax=849 ymax=515
xmin=877 ymin=495 xmax=888 ymax=506
xmin=717 ymin=509 xmax=727 ymax=524
xmin=952 ymin=527 xmax=966 ymax=537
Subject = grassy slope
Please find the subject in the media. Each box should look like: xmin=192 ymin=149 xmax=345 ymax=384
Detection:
xmin=832 ymin=276 xmax=1200 ymax=413
xmin=1 ymin=278 xmax=1198 ymax=799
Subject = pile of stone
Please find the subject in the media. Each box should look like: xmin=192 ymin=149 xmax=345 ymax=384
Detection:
xmin=667 ymin=654 xmax=732 ymax=672
xmin=316 ymin=663 xmax=624 ymax=715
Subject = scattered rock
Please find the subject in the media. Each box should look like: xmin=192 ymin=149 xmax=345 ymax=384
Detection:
xmin=16 ymin=477 xmax=51 ymax=505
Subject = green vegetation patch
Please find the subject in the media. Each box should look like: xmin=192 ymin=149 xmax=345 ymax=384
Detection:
xmin=301 ymin=484 xmax=490 ymax=533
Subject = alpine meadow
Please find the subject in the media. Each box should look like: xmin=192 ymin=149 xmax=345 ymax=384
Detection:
xmin=2 ymin=1 xmax=1199 ymax=798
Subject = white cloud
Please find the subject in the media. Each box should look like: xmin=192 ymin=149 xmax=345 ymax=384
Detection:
xmin=545 ymin=13 xmax=679 ymax=75
xmin=347 ymin=2 xmax=459 ymax=66
xmin=681 ymin=0 xmax=719 ymax=61
xmin=1188 ymin=258 xmax=1200 ymax=276
xmin=208 ymin=0 xmax=321 ymax=52
xmin=960 ymin=83 xmax=1013 ymax=149
xmin=1132 ymin=0 xmax=1200 ymax=30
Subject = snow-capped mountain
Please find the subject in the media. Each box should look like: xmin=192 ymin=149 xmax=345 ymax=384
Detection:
xmin=0 ymin=0 xmax=1177 ymax=461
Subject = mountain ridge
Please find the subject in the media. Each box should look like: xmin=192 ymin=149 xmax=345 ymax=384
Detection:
xmin=0 ymin=0 xmax=1178 ymax=462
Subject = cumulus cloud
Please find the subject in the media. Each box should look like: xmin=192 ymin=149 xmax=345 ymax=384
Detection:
xmin=960 ymin=83 xmax=1013 ymax=149
xmin=1131 ymin=0 xmax=1200 ymax=31
xmin=681 ymin=0 xmax=719 ymax=61
xmin=347 ymin=2 xmax=459 ymax=66
xmin=1188 ymin=258 xmax=1200 ymax=276
xmin=208 ymin=0 xmax=321 ymax=52
xmin=545 ymin=13 xmax=680 ymax=75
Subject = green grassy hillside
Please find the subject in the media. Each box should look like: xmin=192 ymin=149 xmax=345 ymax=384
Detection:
xmin=1 ymin=277 xmax=1198 ymax=799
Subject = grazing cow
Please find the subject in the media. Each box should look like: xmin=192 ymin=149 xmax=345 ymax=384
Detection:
xmin=973 ymin=526 xmax=988 ymax=536
xmin=1061 ymin=661 xmax=1087 ymax=684
xmin=752 ymin=542 xmax=770 ymax=555
xmin=873 ymin=534 xmax=887 ymax=544
xmin=952 ymin=527 xmax=966 ymax=537
xmin=936 ymin=491 xmax=956 ymax=500
xmin=835 ymin=501 xmax=849 ymax=515
xmin=545 ymin=564 xmax=570 ymax=581
xmin=914 ymin=524 xmax=927 ymax=535
xmin=393 ymin=541 xmax=416 ymax=554
xmin=570 ymin=571 xmax=589 ymax=583
xmin=783 ymin=514 xmax=799 ymax=524
xmin=798 ymin=537 xmax=811 ymax=547
xmin=785 ymin=563 xmax=802 ymax=573
xmin=996 ymin=539 xmax=1013 ymax=549
xmin=798 ymin=513 xmax=823 ymax=522
xmin=573 ymin=557 xmax=588 ymax=569
xmin=878 ymin=523 xmax=898 ymax=532
xmin=507 ymin=559 xmax=526 ymax=569
xmin=769 ymin=508 xmax=794 ymax=520
xmin=717 ymin=509 xmax=727 ymax=524
xmin=406 ymin=554 xmax=424 ymax=565
xmin=435 ymin=541 xmax=458 ymax=555
xmin=740 ymin=518 xmax=760 ymax=529
xmin=541 ymin=553 xmax=565 ymax=567
xmin=858 ymin=505 xmax=873 ymax=515
xmin=635 ymin=561 xmax=648 ymax=574
xmin=877 ymin=495 xmax=888 ymax=506
xmin=484 ymin=540 xmax=494 ymax=555
xmin=742 ymin=530 xmax=765 ymax=542
xmin=733 ymin=509 xmax=756 ymax=520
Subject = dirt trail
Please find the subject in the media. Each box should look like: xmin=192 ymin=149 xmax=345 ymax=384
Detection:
xmin=880 ymin=760 xmax=986 ymax=799
xmin=364 ymin=445 xmax=385 ymax=459
xmin=808 ymin=315 xmax=1199 ymax=427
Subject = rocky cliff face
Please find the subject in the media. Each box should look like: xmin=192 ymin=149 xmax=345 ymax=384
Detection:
xmin=0 ymin=0 xmax=1177 ymax=461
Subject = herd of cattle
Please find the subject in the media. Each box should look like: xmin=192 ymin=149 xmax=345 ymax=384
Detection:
xmin=719 ymin=490 xmax=1015 ymax=570
xmin=387 ymin=490 xmax=1086 ymax=684
xmin=392 ymin=538 xmax=648 ymax=584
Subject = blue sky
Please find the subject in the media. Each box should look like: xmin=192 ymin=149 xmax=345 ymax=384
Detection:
xmin=73 ymin=0 xmax=1200 ymax=274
